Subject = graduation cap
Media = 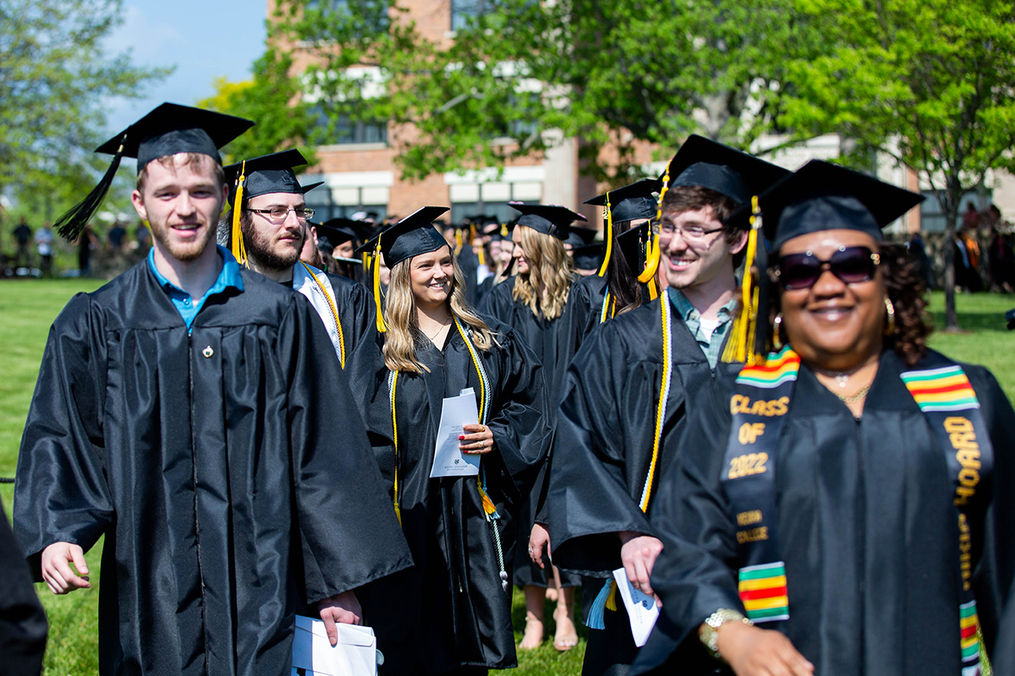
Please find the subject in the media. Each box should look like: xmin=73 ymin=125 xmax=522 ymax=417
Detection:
xmin=733 ymin=159 xmax=925 ymax=251
xmin=223 ymin=149 xmax=323 ymax=202
xmin=566 ymin=226 xmax=599 ymax=248
xmin=509 ymin=202 xmax=586 ymax=240
xmin=616 ymin=221 xmax=651 ymax=276
xmin=55 ymin=102 xmax=254 ymax=241
xmin=663 ymin=135 xmax=790 ymax=208
xmin=315 ymin=218 xmax=360 ymax=247
xmin=571 ymin=242 xmax=605 ymax=271
xmin=223 ymin=149 xmax=322 ymax=265
xmin=355 ymin=206 xmax=451 ymax=332
xmin=584 ymin=178 xmax=661 ymax=277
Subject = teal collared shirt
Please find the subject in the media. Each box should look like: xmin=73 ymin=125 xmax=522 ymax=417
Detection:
xmin=148 ymin=245 xmax=244 ymax=331
xmin=667 ymin=287 xmax=737 ymax=368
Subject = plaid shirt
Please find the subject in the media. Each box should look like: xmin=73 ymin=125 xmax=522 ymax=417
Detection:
xmin=667 ymin=287 xmax=737 ymax=369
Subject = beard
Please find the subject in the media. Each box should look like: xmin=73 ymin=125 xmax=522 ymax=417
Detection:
xmin=242 ymin=219 xmax=303 ymax=272
xmin=150 ymin=220 xmax=216 ymax=262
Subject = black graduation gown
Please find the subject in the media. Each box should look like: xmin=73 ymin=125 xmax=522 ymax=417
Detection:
xmin=13 ymin=261 xmax=412 ymax=676
xmin=327 ymin=270 xmax=377 ymax=357
xmin=457 ymin=245 xmax=481 ymax=308
xmin=0 ymin=501 xmax=47 ymax=676
xmin=359 ymin=320 xmax=553 ymax=675
xmin=546 ymin=294 xmax=737 ymax=676
xmin=478 ymin=277 xmax=587 ymax=587
xmin=634 ymin=349 xmax=1015 ymax=676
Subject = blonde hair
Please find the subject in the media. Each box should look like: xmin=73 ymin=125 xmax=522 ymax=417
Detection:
xmin=511 ymin=225 xmax=574 ymax=320
xmin=382 ymin=248 xmax=497 ymax=373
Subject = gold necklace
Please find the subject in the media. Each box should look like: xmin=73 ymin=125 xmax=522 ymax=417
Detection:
xmin=423 ymin=318 xmax=451 ymax=342
xmin=836 ymin=384 xmax=871 ymax=404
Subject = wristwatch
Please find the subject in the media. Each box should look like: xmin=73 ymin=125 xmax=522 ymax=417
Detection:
xmin=700 ymin=608 xmax=753 ymax=660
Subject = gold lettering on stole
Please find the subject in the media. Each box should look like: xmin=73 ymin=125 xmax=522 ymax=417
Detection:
xmin=945 ymin=416 xmax=981 ymax=506
xmin=737 ymin=527 xmax=769 ymax=544
xmin=737 ymin=510 xmax=763 ymax=526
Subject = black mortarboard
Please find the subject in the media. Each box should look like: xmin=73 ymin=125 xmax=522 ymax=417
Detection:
xmin=315 ymin=218 xmax=360 ymax=246
xmin=223 ymin=149 xmax=322 ymax=202
xmin=566 ymin=227 xmax=599 ymax=248
xmin=56 ymin=102 xmax=254 ymax=240
xmin=584 ymin=178 xmax=661 ymax=223
xmin=509 ymin=202 xmax=586 ymax=240
xmin=354 ymin=206 xmax=450 ymax=267
xmin=571 ymin=242 xmax=605 ymax=271
xmin=739 ymin=160 xmax=924 ymax=251
xmin=664 ymin=135 xmax=790 ymax=208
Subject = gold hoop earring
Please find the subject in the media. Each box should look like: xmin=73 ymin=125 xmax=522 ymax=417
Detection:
xmin=772 ymin=313 xmax=784 ymax=350
xmin=884 ymin=296 xmax=895 ymax=335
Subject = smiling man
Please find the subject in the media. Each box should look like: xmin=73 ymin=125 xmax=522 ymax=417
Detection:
xmin=537 ymin=137 xmax=789 ymax=676
xmin=13 ymin=104 xmax=411 ymax=676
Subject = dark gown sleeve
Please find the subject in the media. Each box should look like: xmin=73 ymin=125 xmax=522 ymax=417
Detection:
xmin=0 ymin=502 xmax=47 ymax=676
xmin=13 ymin=293 xmax=113 ymax=578
xmin=280 ymin=296 xmax=412 ymax=603
xmin=484 ymin=323 xmax=554 ymax=502
xmin=641 ymin=380 xmax=743 ymax=649
xmin=967 ymin=366 xmax=1015 ymax=674
xmin=547 ymin=324 xmax=656 ymax=574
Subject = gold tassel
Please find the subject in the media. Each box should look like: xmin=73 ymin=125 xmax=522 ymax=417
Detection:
xmin=454 ymin=230 xmax=463 ymax=256
xmin=230 ymin=161 xmax=248 ymax=266
xmin=597 ymin=193 xmax=614 ymax=277
xmin=477 ymin=481 xmax=498 ymax=517
xmin=373 ymin=239 xmax=387 ymax=333
xmin=605 ymin=581 xmax=618 ymax=611
xmin=638 ymin=163 xmax=671 ymax=297
xmin=722 ymin=196 xmax=763 ymax=365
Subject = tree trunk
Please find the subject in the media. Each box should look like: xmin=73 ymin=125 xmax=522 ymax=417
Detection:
xmin=943 ymin=200 xmax=960 ymax=331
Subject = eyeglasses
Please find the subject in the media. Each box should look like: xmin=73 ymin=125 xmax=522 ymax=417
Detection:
xmin=652 ymin=221 xmax=724 ymax=241
xmin=246 ymin=206 xmax=315 ymax=222
xmin=773 ymin=246 xmax=881 ymax=290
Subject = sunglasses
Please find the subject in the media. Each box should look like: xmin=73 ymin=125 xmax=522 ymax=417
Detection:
xmin=773 ymin=246 xmax=881 ymax=290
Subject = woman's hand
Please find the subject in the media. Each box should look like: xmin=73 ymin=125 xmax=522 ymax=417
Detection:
xmin=619 ymin=531 xmax=663 ymax=604
xmin=529 ymin=523 xmax=551 ymax=568
xmin=460 ymin=423 xmax=494 ymax=454
xmin=715 ymin=622 xmax=814 ymax=676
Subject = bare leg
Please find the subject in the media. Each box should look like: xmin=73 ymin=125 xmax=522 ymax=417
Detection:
xmin=552 ymin=568 xmax=578 ymax=652
xmin=519 ymin=584 xmax=545 ymax=650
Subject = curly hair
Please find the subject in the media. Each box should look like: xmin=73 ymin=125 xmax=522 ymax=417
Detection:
xmin=511 ymin=225 xmax=575 ymax=320
xmin=768 ymin=242 xmax=932 ymax=366
xmin=382 ymin=248 xmax=496 ymax=374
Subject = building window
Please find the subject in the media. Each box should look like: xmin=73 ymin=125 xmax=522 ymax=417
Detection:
xmin=304 ymin=187 xmax=388 ymax=223
xmin=451 ymin=0 xmax=490 ymax=31
xmin=920 ymin=190 xmax=986 ymax=234
xmin=305 ymin=0 xmax=390 ymax=35
xmin=310 ymin=105 xmax=388 ymax=145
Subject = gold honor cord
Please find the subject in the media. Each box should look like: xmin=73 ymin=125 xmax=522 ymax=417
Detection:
xmin=229 ymin=160 xmax=248 ymax=267
xmin=597 ymin=193 xmax=614 ymax=277
xmin=299 ymin=261 xmax=346 ymax=369
xmin=722 ymin=195 xmax=763 ymax=365
xmin=596 ymin=296 xmax=674 ymax=615
xmin=639 ymin=165 xmax=671 ymax=300
xmin=388 ymin=370 xmax=401 ymax=526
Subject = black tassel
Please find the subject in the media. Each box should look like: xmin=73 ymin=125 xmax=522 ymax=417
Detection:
xmin=54 ymin=136 xmax=126 ymax=241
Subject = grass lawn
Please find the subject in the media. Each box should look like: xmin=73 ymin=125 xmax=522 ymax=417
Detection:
xmin=1 ymin=281 xmax=1012 ymax=675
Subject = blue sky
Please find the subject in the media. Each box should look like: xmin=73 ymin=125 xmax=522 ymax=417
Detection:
xmin=103 ymin=1 xmax=268 ymax=134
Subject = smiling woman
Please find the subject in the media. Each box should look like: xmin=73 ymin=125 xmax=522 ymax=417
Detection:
xmin=358 ymin=207 xmax=553 ymax=675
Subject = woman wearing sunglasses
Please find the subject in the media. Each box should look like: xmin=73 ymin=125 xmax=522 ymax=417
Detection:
xmin=634 ymin=161 xmax=1015 ymax=676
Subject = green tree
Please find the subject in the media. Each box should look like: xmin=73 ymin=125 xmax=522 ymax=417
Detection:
xmin=197 ymin=49 xmax=318 ymax=164
xmin=780 ymin=0 xmax=1015 ymax=330
xmin=270 ymin=0 xmax=815 ymax=183
xmin=0 ymin=0 xmax=169 ymax=211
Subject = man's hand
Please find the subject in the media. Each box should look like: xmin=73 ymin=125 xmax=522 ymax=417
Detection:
xmin=319 ymin=590 xmax=363 ymax=646
xmin=619 ymin=532 xmax=663 ymax=602
xmin=528 ymin=523 xmax=551 ymax=569
xmin=41 ymin=542 xmax=90 ymax=595
xmin=459 ymin=423 xmax=494 ymax=455
xmin=715 ymin=622 xmax=814 ymax=676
